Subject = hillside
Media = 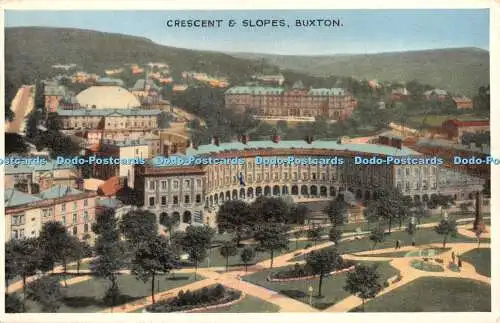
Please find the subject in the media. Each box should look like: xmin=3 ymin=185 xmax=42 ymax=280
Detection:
xmin=231 ymin=48 xmax=489 ymax=96
xmin=4 ymin=27 xmax=278 ymax=87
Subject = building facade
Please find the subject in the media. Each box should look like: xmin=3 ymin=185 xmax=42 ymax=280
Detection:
xmin=225 ymin=84 xmax=357 ymax=120
xmin=133 ymin=137 xmax=484 ymax=231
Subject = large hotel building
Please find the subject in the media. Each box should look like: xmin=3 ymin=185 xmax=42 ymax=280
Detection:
xmin=224 ymin=82 xmax=358 ymax=120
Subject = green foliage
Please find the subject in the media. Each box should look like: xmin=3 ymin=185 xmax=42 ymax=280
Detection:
xmin=240 ymin=246 xmax=256 ymax=271
xmin=5 ymin=133 xmax=29 ymax=155
xmin=5 ymin=293 xmax=24 ymax=313
xmin=176 ymin=225 xmax=215 ymax=276
xmin=253 ymin=224 xmax=289 ymax=268
xmin=306 ymin=249 xmax=343 ymax=296
xmin=38 ymin=221 xmax=72 ymax=271
xmin=250 ymin=196 xmax=290 ymax=225
xmin=103 ymin=284 xmax=121 ymax=307
xmin=131 ymin=235 xmax=180 ymax=303
xmin=160 ymin=212 xmax=181 ymax=238
xmin=369 ymin=227 xmax=386 ymax=249
xmin=328 ymin=227 xmax=343 ymax=245
xmin=434 ymin=219 xmax=458 ymax=248
xmin=344 ymin=264 xmax=382 ymax=310
xmin=324 ymin=195 xmax=348 ymax=226
xmin=289 ymin=204 xmax=309 ymax=225
xmin=219 ymin=241 xmax=238 ymax=271
xmin=306 ymin=226 xmax=323 ymax=245
xmin=26 ymin=276 xmax=65 ymax=313
xmin=119 ymin=210 xmax=158 ymax=246
xmin=216 ymin=200 xmax=251 ymax=245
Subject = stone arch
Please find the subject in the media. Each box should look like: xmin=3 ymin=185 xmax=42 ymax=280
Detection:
xmin=301 ymin=185 xmax=308 ymax=195
xmin=330 ymin=186 xmax=336 ymax=197
xmin=320 ymin=186 xmax=328 ymax=197
xmin=365 ymin=191 xmax=371 ymax=200
xmin=210 ymin=195 xmax=214 ymax=207
xmin=232 ymin=189 xmax=238 ymax=200
xmin=310 ymin=185 xmax=318 ymax=196
xmin=264 ymin=186 xmax=271 ymax=196
xmin=291 ymin=185 xmax=299 ymax=195
xmin=159 ymin=212 xmax=168 ymax=225
xmin=414 ymin=195 xmax=420 ymax=203
xmin=182 ymin=211 xmax=192 ymax=224
xmin=273 ymin=185 xmax=280 ymax=196
xmin=219 ymin=192 xmax=224 ymax=202
xmin=356 ymin=189 xmax=363 ymax=199
xmin=214 ymin=194 xmax=219 ymax=204
xmin=172 ymin=211 xmax=180 ymax=222
xmin=240 ymin=188 xmax=245 ymax=199
xmin=422 ymin=194 xmax=429 ymax=202
xmin=226 ymin=191 xmax=231 ymax=200
xmin=256 ymin=186 xmax=263 ymax=196
xmin=282 ymin=185 xmax=289 ymax=195
xmin=247 ymin=187 xmax=254 ymax=198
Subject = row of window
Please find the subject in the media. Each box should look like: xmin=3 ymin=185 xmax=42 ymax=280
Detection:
xmin=59 ymin=199 xmax=89 ymax=212
xmin=148 ymin=179 xmax=202 ymax=191
xmin=396 ymin=181 xmax=437 ymax=191
xmin=397 ymin=167 xmax=437 ymax=176
xmin=148 ymin=194 xmax=202 ymax=207
xmin=61 ymin=211 xmax=90 ymax=225
xmin=11 ymin=223 xmax=89 ymax=240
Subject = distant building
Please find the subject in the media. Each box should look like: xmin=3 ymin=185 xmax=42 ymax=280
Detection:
xmin=251 ymin=74 xmax=285 ymax=86
xmin=44 ymin=81 xmax=67 ymax=113
xmin=452 ymin=97 xmax=473 ymax=110
xmin=391 ymin=87 xmax=410 ymax=101
xmin=96 ymin=197 xmax=134 ymax=220
xmin=424 ymin=89 xmax=448 ymax=101
xmin=105 ymin=68 xmax=124 ymax=76
xmin=96 ymin=77 xmax=125 ymax=87
xmin=173 ymin=84 xmax=189 ymax=92
xmin=5 ymin=185 xmax=98 ymax=243
xmin=441 ymin=119 xmax=490 ymax=141
xmin=225 ymin=83 xmax=357 ymax=121
xmin=131 ymin=79 xmax=162 ymax=105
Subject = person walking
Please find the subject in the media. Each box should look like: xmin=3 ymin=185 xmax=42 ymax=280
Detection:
xmin=458 ymin=257 xmax=462 ymax=268
xmin=451 ymin=251 xmax=456 ymax=264
xmin=395 ymin=239 xmax=400 ymax=250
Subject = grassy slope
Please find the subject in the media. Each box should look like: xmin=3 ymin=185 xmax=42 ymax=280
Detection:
xmin=460 ymin=248 xmax=491 ymax=277
xmin=232 ymin=48 xmax=489 ymax=96
xmin=356 ymin=277 xmax=490 ymax=312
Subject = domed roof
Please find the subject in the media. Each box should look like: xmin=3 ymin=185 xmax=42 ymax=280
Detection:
xmin=76 ymin=86 xmax=141 ymax=109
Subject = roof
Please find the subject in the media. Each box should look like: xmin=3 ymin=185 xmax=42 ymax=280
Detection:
xmin=308 ymin=88 xmax=346 ymax=96
xmin=5 ymin=159 xmax=76 ymax=175
xmin=75 ymin=86 xmax=141 ymax=109
xmin=97 ymin=198 xmax=124 ymax=209
xmin=225 ymin=86 xmax=284 ymax=95
xmin=98 ymin=176 xmax=126 ymax=196
xmin=424 ymin=89 xmax=448 ymax=96
xmin=452 ymin=97 xmax=472 ymax=102
xmin=96 ymin=77 xmax=125 ymax=86
xmin=443 ymin=119 xmax=490 ymax=127
xmin=37 ymin=185 xmax=83 ymax=199
xmin=5 ymin=189 xmax=42 ymax=207
xmin=44 ymin=84 xmax=66 ymax=96
xmin=84 ymin=178 xmax=105 ymax=191
xmin=56 ymin=108 xmax=161 ymax=116
xmin=184 ymin=140 xmax=421 ymax=156
xmin=132 ymin=79 xmax=161 ymax=91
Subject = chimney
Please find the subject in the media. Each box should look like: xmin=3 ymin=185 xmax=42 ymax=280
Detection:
xmin=391 ymin=138 xmax=402 ymax=149
xmin=305 ymin=135 xmax=314 ymax=144
xmin=212 ymin=136 xmax=220 ymax=146
xmin=241 ymin=135 xmax=249 ymax=144
xmin=27 ymin=175 xmax=33 ymax=195
xmin=272 ymin=134 xmax=280 ymax=143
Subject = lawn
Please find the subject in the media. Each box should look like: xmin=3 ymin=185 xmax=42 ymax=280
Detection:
xmin=290 ymin=227 xmax=483 ymax=262
xmin=24 ymin=273 xmax=201 ymax=313
xmin=354 ymin=277 xmax=490 ymax=312
xmin=243 ymin=261 xmax=399 ymax=310
xmin=460 ymin=248 xmax=491 ymax=277
xmin=361 ymin=248 xmax=450 ymax=258
xmin=200 ymin=294 xmax=280 ymax=313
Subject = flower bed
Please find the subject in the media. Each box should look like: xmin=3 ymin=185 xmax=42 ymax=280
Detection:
xmin=267 ymin=261 xmax=356 ymax=282
xmin=146 ymin=284 xmax=242 ymax=313
xmin=410 ymin=259 xmax=444 ymax=272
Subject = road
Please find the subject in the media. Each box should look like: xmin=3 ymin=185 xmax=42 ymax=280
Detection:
xmin=6 ymin=85 xmax=34 ymax=133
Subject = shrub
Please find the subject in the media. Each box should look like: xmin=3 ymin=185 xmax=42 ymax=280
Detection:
xmin=304 ymin=243 xmax=312 ymax=249
xmin=103 ymin=285 xmax=121 ymax=307
xmin=383 ymin=281 xmax=390 ymax=288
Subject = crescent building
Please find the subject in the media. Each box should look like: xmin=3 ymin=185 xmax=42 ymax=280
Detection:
xmin=133 ymin=135 xmax=485 ymax=231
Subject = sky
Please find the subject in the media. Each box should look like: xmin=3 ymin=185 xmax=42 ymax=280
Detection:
xmin=5 ymin=10 xmax=489 ymax=55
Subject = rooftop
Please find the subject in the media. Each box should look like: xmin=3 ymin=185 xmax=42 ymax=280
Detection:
xmin=5 ymin=189 xmax=42 ymax=207
xmin=97 ymin=198 xmax=125 ymax=209
xmin=5 ymin=159 xmax=76 ymax=175
xmin=37 ymin=185 xmax=83 ymax=199
xmin=57 ymin=108 xmax=162 ymax=116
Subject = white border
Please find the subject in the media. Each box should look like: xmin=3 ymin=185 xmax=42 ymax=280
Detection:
xmin=1 ymin=1 xmax=498 ymax=323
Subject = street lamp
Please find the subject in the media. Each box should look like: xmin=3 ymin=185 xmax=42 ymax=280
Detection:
xmin=308 ymin=285 xmax=314 ymax=305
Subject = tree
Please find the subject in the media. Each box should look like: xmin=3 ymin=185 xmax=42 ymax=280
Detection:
xmin=328 ymin=227 xmax=343 ymax=246
xmin=344 ymin=264 xmax=383 ymax=311
xmin=159 ymin=213 xmax=181 ymax=240
xmin=307 ymin=226 xmax=322 ymax=246
xmin=250 ymin=196 xmax=290 ymax=224
xmin=176 ymin=225 xmax=215 ymax=280
xmin=363 ymin=187 xmax=402 ymax=233
xmin=70 ymin=238 xmax=92 ymax=275
xmin=38 ymin=221 xmax=73 ymax=284
xmin=369 ymin=227 xmax=385 ymax=250
xmin=91 ymin=209 xmax=128 ymax=307
xmin=405 ymin=218 xmax=418 ymax=246
xmin=5 ymin=242 xmax=18 ymax=295
xmin=26 ymin=276 xmax=65 ymax=312
xmin=216 ymin=200 xmax=251 ymax=246
xmin=5 ymin=133 xmax=28 ymax=154
xmin=474 ymin=223 xmax=485 ymax=248
xmin=5 ymin=293 xmax=23 ymax=313
xmin=131 ymin=235 xmax=180 ymax=304
xmin=240 ymin=246 xmax=256 ymax=272
xmin=459 ymin=202 xmax=473 ymax=216
xmin=119 ymin=210 xmax=158 ymax=247
xmin=7 ymin=238 xmax=42 ymax=312
xmin=219 ymin=241 xmax=238 ymax=271
xmin=306 ymin=249 xmax=343 ymax=297
xmin=289 ymin=204 xmax=309 ymax=225
xmin=253 ymin=224 xmax=289 ymax=269
xmin=292 ymin=230 xmax=304 ymax=250
xmin=324 ymin=195 xmax=347 ymax=226
xmin=434 ymin=219 xmax=458 ymax=248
